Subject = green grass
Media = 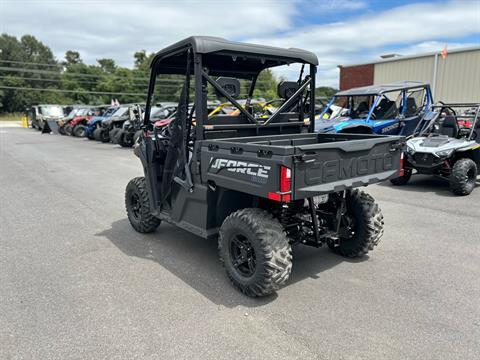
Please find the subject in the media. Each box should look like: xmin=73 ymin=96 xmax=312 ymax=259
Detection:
xmin=0 ymin=113 xmax=24 ymax=121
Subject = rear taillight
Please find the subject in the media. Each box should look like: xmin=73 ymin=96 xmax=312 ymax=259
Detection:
xmin=268 ymin=165 xmax=292 ymax=202
xmin=399 ymin=152 xmax=405 ymax=177
xmin=280 ymin=166 xmax=291 ymax=193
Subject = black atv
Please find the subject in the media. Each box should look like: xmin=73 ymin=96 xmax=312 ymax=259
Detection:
xmin=125 ymin=37 xmax=404 ymax=297
xmin=94 ymin=105 xmax=134 ymax=143
xmin=391 ymin=103 xmax=480 ymax=195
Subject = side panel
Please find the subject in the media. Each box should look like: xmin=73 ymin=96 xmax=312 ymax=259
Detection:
xmin=200 ymin=146 xmax=287 ymax=199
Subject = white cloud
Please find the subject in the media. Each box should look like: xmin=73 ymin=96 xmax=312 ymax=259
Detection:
xmin=248 ymin=0 xmax=480 ymax=87
xmin=1 ymin=0 xmax=479 ymax=88
xmin=2 ymin=0 xmax=295 ymax=65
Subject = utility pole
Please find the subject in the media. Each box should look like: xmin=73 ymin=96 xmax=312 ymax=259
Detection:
xmin=432 ymin=52 xmax=439 ymax=99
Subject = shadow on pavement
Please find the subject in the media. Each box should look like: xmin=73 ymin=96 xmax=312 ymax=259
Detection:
xmin=376 ymin=174 xmax=479 ymax=197
xmin=97 ymin=218 xmax=355 ymax=308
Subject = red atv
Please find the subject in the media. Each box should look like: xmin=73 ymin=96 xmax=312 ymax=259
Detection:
xmin=70 ymin=107 xmax=107 ymax=137
xmin=65 ymin=108 xmax=94 ymax=137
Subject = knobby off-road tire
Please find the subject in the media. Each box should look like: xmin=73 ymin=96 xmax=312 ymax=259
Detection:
xmin=93 ymin=128 xmax=103 ymax=141
xmin=329 ymin=190 xmax=384 ymax=258
xmin=133 ymin=130 xmax=143 ymax=145
xmin=125 ymin=177 xmax=161 ymax=233
xmin=450 ymin=158 xmax=477 ymax=196
xmin=390 ymin=168 xmax=412 ymax=186
xmin=219 ymin=208 xmax=292 ymax=297
xmin=119 ymin=131 xmax=134 ymax=148
xmin=73 ymin=125 xmax=86 ymax=137
xmin=64 ymin=124 xmax=73 ymax=136
xmin=110 ymin=128 xmax=122 ymax=144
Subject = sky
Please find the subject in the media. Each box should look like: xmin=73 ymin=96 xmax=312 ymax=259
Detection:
xmin=1 ymin=0 xmax=479 ymax=88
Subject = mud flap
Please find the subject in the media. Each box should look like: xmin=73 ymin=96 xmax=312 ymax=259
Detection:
xmin=43 ymin=120 xmax=60 ymax=134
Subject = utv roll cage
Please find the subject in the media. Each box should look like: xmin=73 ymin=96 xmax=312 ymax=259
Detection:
xmin=320 ymin=81 xmax=433 ymax=122
xmin=415 ymin=102 xmax=480 ymax=140
xmin=143 ymin=36 xmax=318 ymax=141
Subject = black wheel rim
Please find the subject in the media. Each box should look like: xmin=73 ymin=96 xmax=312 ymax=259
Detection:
xmin=229 ymin=234 xmax=256 ymax=277
xmin=130 ymin=192 xmax=141 ymax=219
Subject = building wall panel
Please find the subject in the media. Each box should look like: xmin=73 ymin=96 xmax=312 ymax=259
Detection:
xmin=339 ymin=64 xmax=374 ymax=90
xmin=372 ymin=49 xmax=480 ymax=103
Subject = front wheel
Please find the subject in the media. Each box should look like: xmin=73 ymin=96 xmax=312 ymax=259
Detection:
xmin=219 ymin=208 xmax=292 ymax=297
xmin=450 ymin=158 xmax=477 ymax=196
xmin=119 ymin=131 xmax=134 ymax=147
xmin=110 ymin=128 xmax=122 ymax=143
xmin=125 ymin=177 xmax=161 ymax=233
xmin=73 ymin=125 xmax=86 ymax=137
xmin=329 ymin=190 xmax=384 ymax=258
xmin=133 ymin=130 xmax=143 ymax=144
xmin=390 ymin=168 xmax=412 ymax=186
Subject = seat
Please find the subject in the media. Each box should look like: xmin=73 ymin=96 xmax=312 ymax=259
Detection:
xmin=404 ymin=97 xmax=418 ymax=117
xmin=439 ymin=115 xmax=459 ymax=138
xmin=374 ymin=98 xmax=395 ymax=118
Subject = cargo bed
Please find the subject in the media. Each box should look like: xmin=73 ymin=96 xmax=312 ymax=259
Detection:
xmin=201 ymin=133 xmax=404 ymax=200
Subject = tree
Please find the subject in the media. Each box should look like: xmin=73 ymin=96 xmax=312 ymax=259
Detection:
xmin=97 ymin=58 xmax=116 ymax=73
xmin=315 ymin=86 xmax=337 ymax=98
xmin=64 ymin=50 xmax=82 ymax=65
xmin=253 ymin=69 xmax=278 ymax=100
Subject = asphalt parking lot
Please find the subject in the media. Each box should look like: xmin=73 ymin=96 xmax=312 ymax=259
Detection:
xmin=1 ymin=126 xmax=479 ymax=359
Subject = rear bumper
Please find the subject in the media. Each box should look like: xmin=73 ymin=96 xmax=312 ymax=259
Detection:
xmin=295 ymin=169 xmax=398 ymax=197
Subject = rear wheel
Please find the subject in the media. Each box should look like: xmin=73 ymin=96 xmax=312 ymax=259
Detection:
xmin=450 ymin=158 xmax=477 ymax=196
xmin=125 ymin=177 xmax=161 ymax=233
xmin=219 ymin=208 xmax=292 ymax=297
xmin=390 ymin=168 xmax=412 ymax=186
xmin=73 ymin=125 xmax=86 ymax=137
xmin=328 ymin=190 xmax=384 ymax=258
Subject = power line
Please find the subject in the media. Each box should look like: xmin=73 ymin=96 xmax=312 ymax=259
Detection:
xmin=0 ymin=85 xmax=145 ymax=96
xmin=0 ymin=66 xmax=274 ymax=84
xmin=0 ymin=75 xmax=150 ymax=87
xmin=0 ymin=59 xmax=61 ymax=68
xmin=0 ymin=66 xmax=151 ymax=81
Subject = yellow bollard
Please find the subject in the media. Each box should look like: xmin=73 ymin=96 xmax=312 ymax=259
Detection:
xmin=21 ymin=115 xmax=28 ymax=128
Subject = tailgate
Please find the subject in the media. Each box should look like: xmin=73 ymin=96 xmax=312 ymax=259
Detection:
xmin=293 ymin=136 xmax=403 ymax=198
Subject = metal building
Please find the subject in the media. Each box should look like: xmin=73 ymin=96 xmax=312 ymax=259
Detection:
xmin=339 ymin=46 xmax=480 ymax=103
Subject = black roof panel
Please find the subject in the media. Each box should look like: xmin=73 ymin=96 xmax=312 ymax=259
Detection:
xmin=153 ymin=36 xmax=318 ymax=65
xmin=336 ymin=81 xmax=430 ymax=96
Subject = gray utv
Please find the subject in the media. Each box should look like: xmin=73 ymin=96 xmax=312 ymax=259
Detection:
xmin=391 ymin=103 xmax=480 ymax=195
xmin=125 ymin=37 xmax=405 ymax=297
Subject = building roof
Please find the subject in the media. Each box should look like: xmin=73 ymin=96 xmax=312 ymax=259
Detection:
xmin=153 ymin=36 xmax=318 ymax=66
xmin=339 ymin=45 xmax=480 ymax=68
xmin=335 ymin=81 xmax=430 ymax=96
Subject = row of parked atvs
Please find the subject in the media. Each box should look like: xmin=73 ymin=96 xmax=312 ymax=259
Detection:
xmin=27 ymin=80 xmax=480 ymax=195
xmin=28 ymin=102 xmax=179 ymax=147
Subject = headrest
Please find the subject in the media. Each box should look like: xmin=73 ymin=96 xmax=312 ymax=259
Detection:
xmin=277 ymin=81 xmax=299 ymax=99
xmin=215 ymin=77 xmax=240 ymax=98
